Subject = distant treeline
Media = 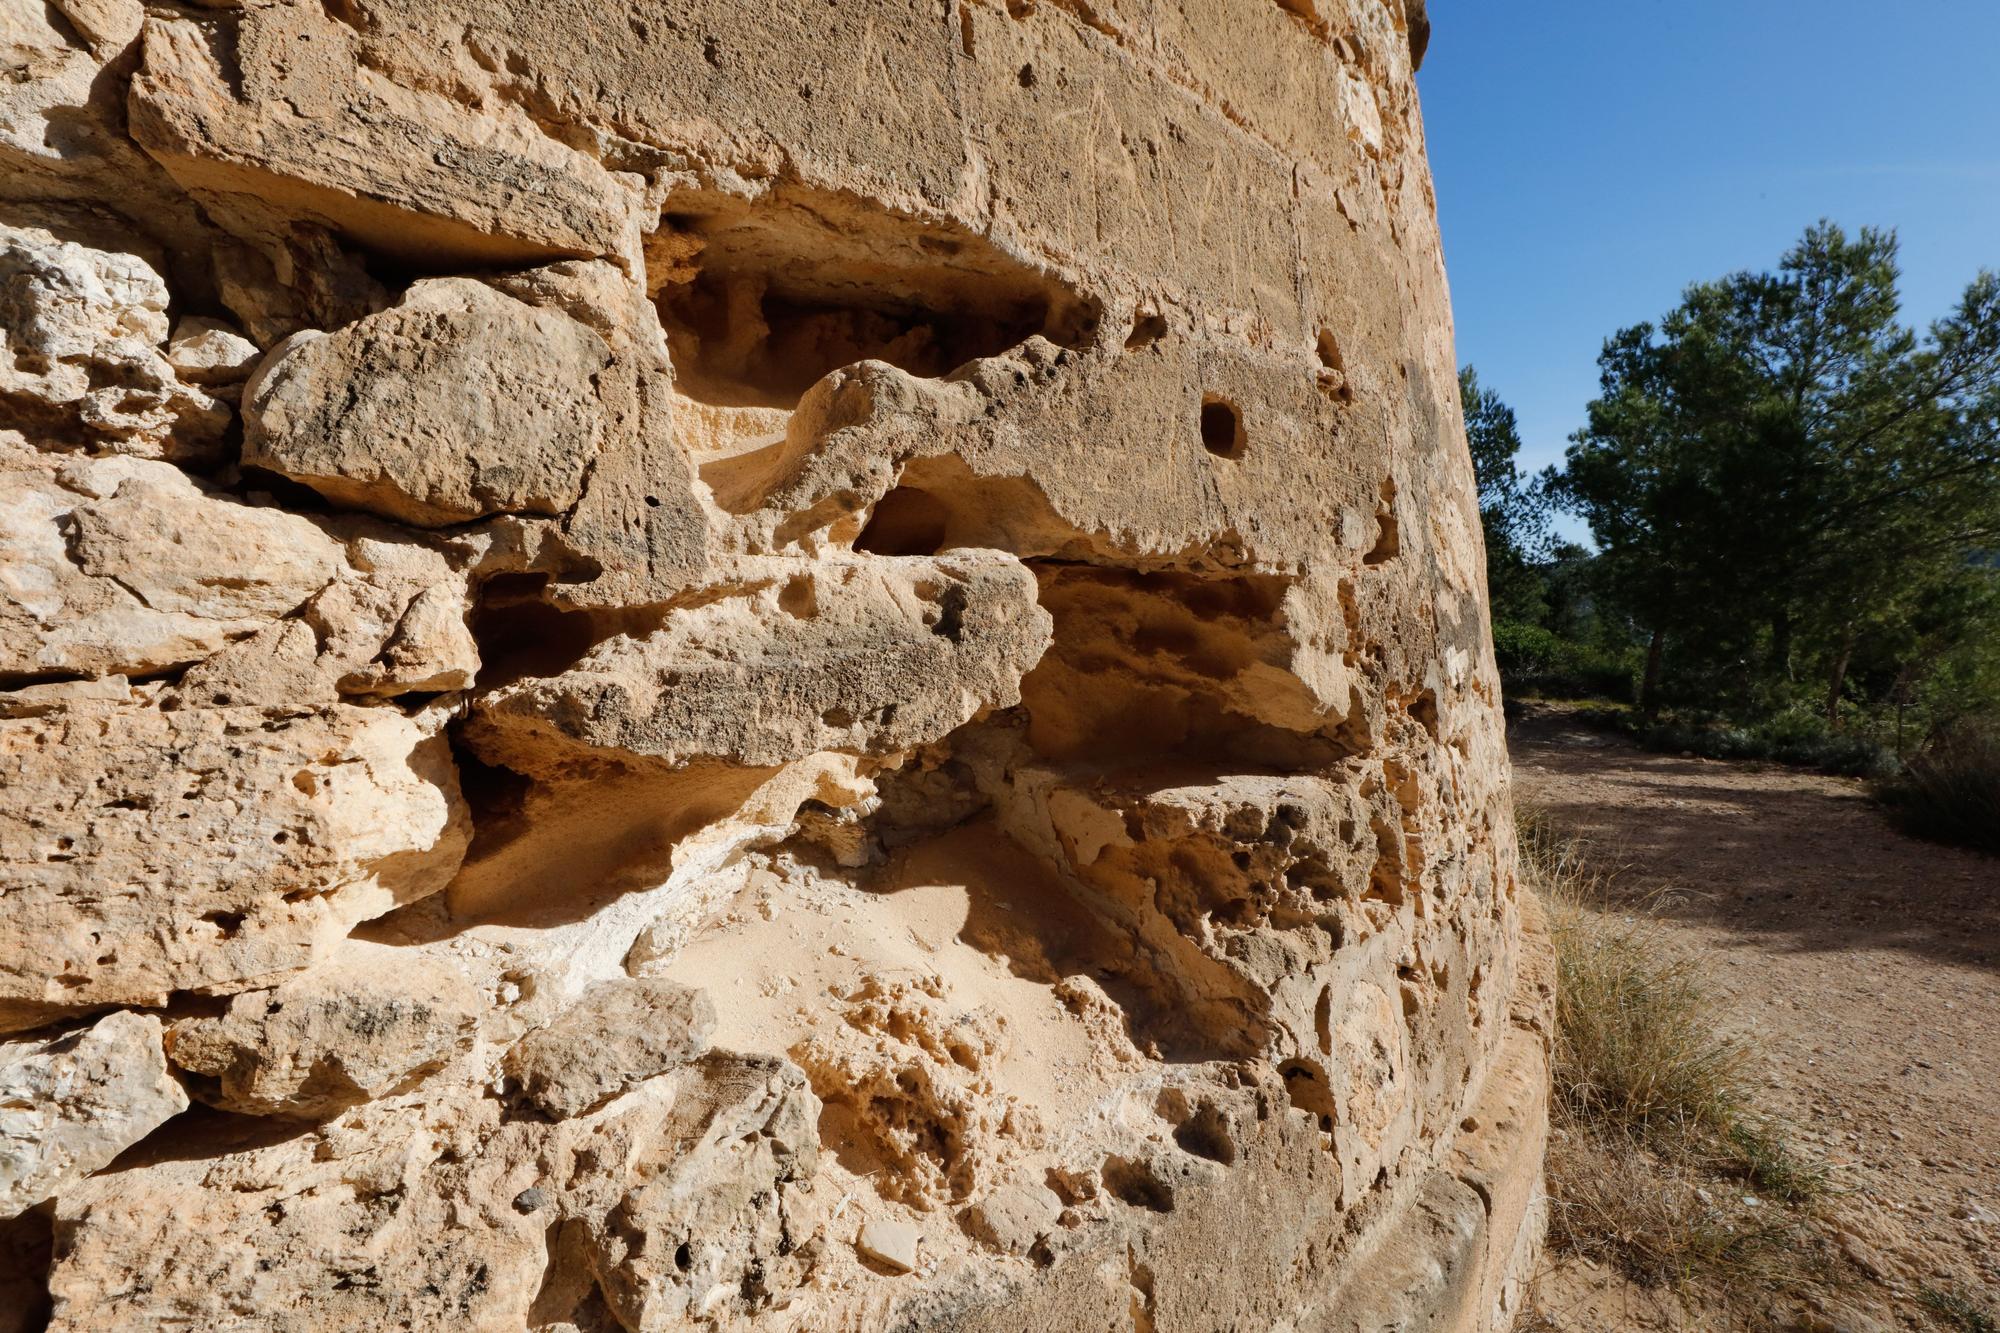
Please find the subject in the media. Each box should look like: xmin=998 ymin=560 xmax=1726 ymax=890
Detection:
xmin=1469 ymin=221 xmax=2000 ymax=850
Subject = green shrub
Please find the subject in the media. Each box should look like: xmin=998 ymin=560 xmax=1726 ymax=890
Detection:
xmin=1584 ymin=706 xmax=1895 ymax=778
xmin=1879 ymin=730 xmax=2000 ymax=854
xmin=1492 ymin=620 xmax=1561 ymax=667
xmin=1493 ymin=621 xmax=1637 ymax=702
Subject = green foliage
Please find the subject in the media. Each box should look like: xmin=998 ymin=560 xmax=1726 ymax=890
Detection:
xmin=1492 ymin=620 xmax=1637 ymax=701
xmin=1580 ymin=705 xmax=1894 ymax=778
xmin=1878 ymin=729 xmax=2000 ymax=853
xmin=1557 ymin=221 xmax=2000 ymax=720
xmin=1460 ymin=366 xmax=1556 ymax=623
xmin=1461 ymin=223 xmax=2000 ymax=785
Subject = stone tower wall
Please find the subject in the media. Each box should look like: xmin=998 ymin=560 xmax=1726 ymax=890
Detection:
xmin=0 ymin=1 xmax=1548 ymax=1328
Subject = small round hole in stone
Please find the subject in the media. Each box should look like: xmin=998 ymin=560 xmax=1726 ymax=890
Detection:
xmin=1200 ymin=397 xmax=1245 ymax=459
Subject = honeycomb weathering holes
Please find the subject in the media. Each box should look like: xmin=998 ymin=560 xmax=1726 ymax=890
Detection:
xmin=1200 ymin=396 xmax=1245 ymax=459
xmin=7 ymin=0 xmax=1537 ymax=1323
xmin=1316 ymin=328 xmax=1354 ymax=402
xmin=1126 ymin=310 xmax=1168 ymax=349
xmin=853 ymin=487 xmax=950 ymax=557
xmin=648 ymin=194 xmax=1099 ymax=409
xmin=1364 ymin=477 xmax=1400 ymax=564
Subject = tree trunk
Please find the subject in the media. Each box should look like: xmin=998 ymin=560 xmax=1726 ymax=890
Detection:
xmin=1893 ymin=663 xmax=1911 ymax=760
xmin=1770 ymin=606 xmax=1794 ymax=682
xmin=1640 ymin=627 xmax=1665 ymax=719
xmin=1824 ymin=626 xmax=1857 ymax=727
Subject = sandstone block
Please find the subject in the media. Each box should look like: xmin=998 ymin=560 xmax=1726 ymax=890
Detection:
xmin=468 ymin=552 xmax=1054 ymax=774
xmin=0 ymin=700 xmax=469 ymax=1029
xmin=243 ymin=280 xmax=615 ymax=526
xmin=857 ymin=1217 xmax=920 ymax=1273
xmin=586 ymin=1053 xmax=821 ymax=1329
xmin=0 ymin=1011 xmax=187 ymax=1218
xmin=129 ymin=8 xmax=643 ymax=268
xmin=504 ymin=978 xmax=716 ymax=1119
xmin=0 ymin=222 xmax=224 ymax=457
xmin=164 ymin=316 xmax=259 ymax=385
xmin=962 ymin=1182 xmax=1063 ymax=1255
xmin=0 ymin=440 xmax=342 ymax=683
xmin=168 ymin=952 xmax=482 ymax=1118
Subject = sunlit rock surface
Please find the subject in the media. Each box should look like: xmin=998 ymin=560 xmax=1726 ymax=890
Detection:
xmin=0 ymin=1 xmax=1546 ymax=1328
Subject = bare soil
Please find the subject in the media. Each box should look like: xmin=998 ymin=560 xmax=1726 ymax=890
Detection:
xmin=1511 ymin=705 xmax=2000 ymax=1332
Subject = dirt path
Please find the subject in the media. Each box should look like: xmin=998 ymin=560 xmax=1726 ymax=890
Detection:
xmin=1509 ymin=706 xmax=2000 ymax=1330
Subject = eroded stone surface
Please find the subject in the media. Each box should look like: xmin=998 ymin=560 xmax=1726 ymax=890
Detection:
xmin=0 ymin=699 xmax=469 ymax=1028
xmin=504 ymin=977 xmax=715 ymax=1118
xmin=129 ymin=8 xmax=643 ymax=269
xmin=0 ymin=439 xmax=342 ymax=681
xmin=164 ymin=316 xmax=260 ymax=386
xmin=0 ymin=1011 xmax=186 ymax=1218
xmin=0 ymin=223 xmax=226 ymax=458
xmin=48 ymin=1090 xmax=544 ymax=1330
xmin=168 ymin=951 xmax=483 ymax=1118
xmin=243 ymin=280 xmax=616 ymax=526
xmin=0 ymin=4 xmax=216 ymax=283
xmin=792 ymin=973 xmax=1036 ymax=1209
xmin=4 ymin=1 xmax=1544 ymax=1328
xmin=584 ymin=1053 xmax=821 ymax=1328
xmin=468 ymin=552 xmax=1054 ymax=774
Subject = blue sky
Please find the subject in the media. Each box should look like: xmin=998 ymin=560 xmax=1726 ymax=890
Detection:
xmin=1420 ymin=0 xmax=2000 ymax=538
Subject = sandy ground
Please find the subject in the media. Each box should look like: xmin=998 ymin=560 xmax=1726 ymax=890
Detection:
xmin=1510 ymin=706 xmax=2000 ymax=1331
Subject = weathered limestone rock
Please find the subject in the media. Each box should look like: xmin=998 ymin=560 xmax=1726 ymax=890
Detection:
xmin=243 ymin=280 xmax=616 ymax=526
xmin=167 ymin=951 xmax=483 ymax=1118
xmin=0 ymin=440 xmax=342 ymax=681
xmin=792 ymin=973 xmax=1035 ymax=1209
xmin=489 ymin=258 xmax=714 ymax=610
xmin=468 ymin=552 xmax=1054 ymax=774
xmin=0 ymin=223 xmax=226 ymax=458
xmin=47 ymin=1090 xmax=547 ymax=1330
xmin=0 ymin=1011 xmax=186 ymax=1217
xmin=0 ymin=437 xmax=483 ymax=698
xmin=164 ymin=316 xmax=259 ymax=386
xmin=128 ymin=8 xmax=644 ymax=268
xmin=0 ymin=5 xmax=219 ymax=290
xmin=0 ymin=699 xmax=469 ymax=1028
xmin=962 ymin=1180 xmax=1064 ymax=1255
xmin=856 ymin=1216 xmax=921 ymax=1273
xmin=504 ymin=978 xmax=715 ymax=1118
xmin=2 ymin=1 xmax=1545 ymax=1328
xmin=584 ymin=1053 xmax=821 ymax=1328
xmin=39 ymin=1051 xmax=820 ymax=1331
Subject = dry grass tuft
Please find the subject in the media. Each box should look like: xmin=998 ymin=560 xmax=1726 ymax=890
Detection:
xmin=1542 ymin=1127 xmax=1831 ymax=1297
xmin=1525 ymin=811 xmax=1740 ymax=1140
xmin=1523 ymin=812 xmax=1827 ymax=1198
xmin=1881 ymin=729 xmax=2000 ymax=855
xmin=1922 ymin=1285 xmax=2000 ymax=1333
xmin=1521 ymin=809 xmax=1839 ymax=1308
